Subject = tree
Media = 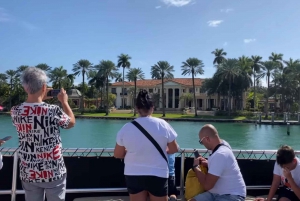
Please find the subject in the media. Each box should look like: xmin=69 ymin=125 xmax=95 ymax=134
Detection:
xmin=36 ymin=63 xmax=51 ymax=72
xmin=151 ymin=61 xmax=174 ymax=117
xmin=212 ymin=48 xmax=227 ymax=64
xmin=5 ymin=70 xmax=18 ymax=109
xmin=72 ymin=59 xmax=93 ymax=114
xmin=49 ymin=66 xmax=68 ymax=89
xmin=180 ymin=93 xmax=193 ymax=108
xmin=97 ymin=60 xmax=118 ymax=115
xmin=250 ymin=55 xmax=263 ymax=111
xmin=115 ymin=73 xmax=123 ymax=82
xmin=269 ymin=53 xmax=283 ymax=103
xmin=181 ymin=58 xmax=204 ymax=116
xmin=126 ymin=68 xmax=145 ymax=116
xmin=117 ymin=54 xmax=131 ymax=109
xmin=215 ymin=59 xmax=240 ymax=116
xmin=257 ymin=61 xmax=277 ymax=117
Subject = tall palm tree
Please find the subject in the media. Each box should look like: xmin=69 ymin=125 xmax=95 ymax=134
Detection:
xmin=72 ymin=59 xmax=93 ymax=114
xmin=215 ymin=59 xmax=240 ymax=116
xmin=49 ymin=66 xmax=68 ymax=88
xmin=17 ymin=65 xmax=29 ymax=73
xmin=97 ymin=60 xmax=118 ymax=115
xmin=181 ymin=58 xmax=204 ymax=116
xmin=117 ymin=54 xmax=131 ymax=109
xmin=269 ymin=53 xmax=283 ymax=104
xmin=36 ymin=63 xmax=51 ymax=72
xmin=212 ymin=48 xmax=227 ymax=64
xmin=5 ymin=70 xmax=18 ymax=109
xmin=250 ymin=56 xmax=263 ymax=110
xmin=151 ymin=61 xmax=174 ymax=117
xmin=89 ymin=65 xmax=106 ymax=108
xmin=126 ymin=68 xmax=145 ymax=116
xmin=257 ymin=61 xmax=277 ymax=117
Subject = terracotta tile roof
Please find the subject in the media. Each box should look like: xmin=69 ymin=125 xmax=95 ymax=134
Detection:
xmin=111 ymin=78 xmax=204 ymax=87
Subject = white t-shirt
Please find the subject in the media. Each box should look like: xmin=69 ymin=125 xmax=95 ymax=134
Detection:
xmin=208 ymin=145 xmax=246 ymax=197
xmin=116 ymin=117 xmax=178 ymax=178
xmin=208 ymin=139 xmax=231 ymax=155
xmin=274 ymin=157 xmax=300 ymax=191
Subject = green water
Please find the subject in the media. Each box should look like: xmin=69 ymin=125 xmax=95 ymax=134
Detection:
xmin=0 ymin=115 xmax=300 ymax=150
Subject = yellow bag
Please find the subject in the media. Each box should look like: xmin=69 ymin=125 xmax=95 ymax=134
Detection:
xmin=184 ymin=165 xmax=208 ymax=200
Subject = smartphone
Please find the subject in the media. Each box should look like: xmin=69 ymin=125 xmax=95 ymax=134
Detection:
xmin=1 ymin=136 xmax=12 ymax=142
xmin=47 ymin=89 xmax=73 ymax=97
xmin=194 ymin=150 xmax=200 ymax=158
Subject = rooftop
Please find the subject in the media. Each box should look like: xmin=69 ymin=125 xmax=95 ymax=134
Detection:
xmin=111 ymin=78 xmax=204 ymax=87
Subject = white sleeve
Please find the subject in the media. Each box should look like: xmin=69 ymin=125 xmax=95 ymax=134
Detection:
xmin=208 ymin=153 xmax=227 ymax=177
xmin=0 ymin=153 xmax=3 ymax=170
xmin=165 ymin=122 xmax=178 ymax=143
xmin=116 ymin=124 xmax=127 ymax=146
xmin=273 ymin=162 xmax=281 ymax=176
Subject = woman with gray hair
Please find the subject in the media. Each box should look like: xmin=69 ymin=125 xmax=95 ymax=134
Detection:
xmin=10 ymin=67 xmax=75 ymax=201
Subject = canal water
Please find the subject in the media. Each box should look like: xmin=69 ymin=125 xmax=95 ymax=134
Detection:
xmin=0 ymin=115 xmax=299 ymax=150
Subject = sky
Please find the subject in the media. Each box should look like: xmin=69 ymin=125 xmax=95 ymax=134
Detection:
xmin=1 ymin=0 xmax=300 ymax=86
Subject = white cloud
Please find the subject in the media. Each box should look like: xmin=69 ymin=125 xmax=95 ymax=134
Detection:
xmin=220 ymin=8 xmax=233 ymax=13
xmin=244 ymin=38 xmax=256 ymax=43
xmin=155 ymin=6 xmax=162 ymax=9
xmin=161 ymin=0 xmax=193 ymax=7
xmin=207 ymin=20 xmax=223 ymax=27
xmin=223 ymin=42 xmax=228 ymax=46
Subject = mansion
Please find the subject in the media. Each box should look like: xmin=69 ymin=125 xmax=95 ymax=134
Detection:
xmin=109 ymin=78 xmax=247 ymax=111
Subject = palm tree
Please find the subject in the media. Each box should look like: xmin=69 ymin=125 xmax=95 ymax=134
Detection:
xmin=117 ymin=54 xmax=131 ymax=109
xmin=49 ymin=66 xmax=68 ymax=88
xmin=36 ymin=63 xmax=51 ymax=72
xmin=126 ymin=68 xmax=145 ymax=116
xmin=115 ymin=73 xmax=123 ymax=82
xmin=0 ymin=73 xmax=8 ymax=83
xmin=257 ymin=61 xmax=277 ymax=117
xmin=181 ymin=58 xmax=205 ymax=116
xmin=97 ymin=60 xmax=118 ymax=115
xmin=250 ymin=56 xmax=263 ymax=110
xmin=17 ymin=65 xmax=29 ymax=73
xmin=212 ymin=48 xmax=227 ymax=64
xmin=151 ymin=61 xmax=174 ymax=117
xmin=72 ymin=59 xmax=93 ymax=114
xmin=215 ymin=59 xmax=240 ymax=116
xmin=89 ymin=66 xmax=106 ymax=108
xmin=5 ymin=70 xmax=18 ymax=109
xmin=269 ymin=53 xmax=283 ymax=104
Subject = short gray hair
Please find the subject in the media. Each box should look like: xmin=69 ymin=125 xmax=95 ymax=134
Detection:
xmin=21 ymin=67 xmax=48 ymax=94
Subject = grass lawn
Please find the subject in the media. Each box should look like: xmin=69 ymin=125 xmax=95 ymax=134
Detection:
xmin=75 ymin=112 xmax=254 ymax=120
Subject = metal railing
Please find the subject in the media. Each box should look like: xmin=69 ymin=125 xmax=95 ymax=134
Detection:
xmin=0 ymin=148 xmax=293 ymax=201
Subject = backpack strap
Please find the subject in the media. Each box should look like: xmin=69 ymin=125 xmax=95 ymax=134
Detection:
xmin=131 ymin=120 xmax=168 ymax=164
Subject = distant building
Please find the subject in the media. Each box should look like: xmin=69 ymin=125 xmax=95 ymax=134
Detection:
xmin=109 ymin=78 xmax=247 ymax=110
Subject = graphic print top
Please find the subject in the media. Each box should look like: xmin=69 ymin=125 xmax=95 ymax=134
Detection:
xmin=11 ymin=102 xmax=71 ymax=183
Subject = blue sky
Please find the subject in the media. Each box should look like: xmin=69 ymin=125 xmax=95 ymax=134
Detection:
xmin=1 ymin=0 xmax=300 ymax=85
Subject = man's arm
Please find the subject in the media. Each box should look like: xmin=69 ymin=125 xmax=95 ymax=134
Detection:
xmin=61 ymin=102 xmax=75 ymax=129
xmin=266 ymin=174 xmax=281 ymax=201
xmin=114 ymin=143 xmax=126 ymax=159
xmin=193 ymin=158 xmax=219 ymax=191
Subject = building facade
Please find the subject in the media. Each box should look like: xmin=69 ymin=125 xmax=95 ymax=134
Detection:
xmin=110 ymin=78 xmax=246 ymax=111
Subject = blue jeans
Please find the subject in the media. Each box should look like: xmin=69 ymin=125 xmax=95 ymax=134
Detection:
xmin=193 ymin=192 xmax=245 ymax=201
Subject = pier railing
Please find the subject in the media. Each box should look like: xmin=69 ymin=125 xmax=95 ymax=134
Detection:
xmin=0 ymin=148 xmax=294 ymax=201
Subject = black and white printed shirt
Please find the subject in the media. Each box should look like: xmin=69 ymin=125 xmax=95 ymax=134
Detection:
xmin=11 ymin=102 xmax=70 ymax=183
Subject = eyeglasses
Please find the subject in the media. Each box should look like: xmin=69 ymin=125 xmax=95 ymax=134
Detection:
xmin=199 ymin=136 xmax=208 ymax=145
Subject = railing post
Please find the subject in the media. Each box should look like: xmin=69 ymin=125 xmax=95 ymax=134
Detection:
xmin=11 ymin=152 xmax=18 ymax=201
xmin=180 ymin=152 xmax=185 ymax=196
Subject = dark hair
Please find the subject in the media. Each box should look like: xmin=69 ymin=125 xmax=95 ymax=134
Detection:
xmin=136 ymin=89 xmax=154 ymax=110
xmin=276 ymin=145 xmax=295 ymax=166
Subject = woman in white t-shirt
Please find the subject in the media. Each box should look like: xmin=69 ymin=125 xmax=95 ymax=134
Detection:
xmin=114 ymin=90 xmax=179 ymax=201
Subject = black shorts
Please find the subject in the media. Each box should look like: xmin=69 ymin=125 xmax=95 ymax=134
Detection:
xmin=168 ymin=175 xmax=178 ymax=196
xmin=277 ymin=187 xmax=300 ymax=201
xmin=125 ymin=175 xmax=168 ymax=197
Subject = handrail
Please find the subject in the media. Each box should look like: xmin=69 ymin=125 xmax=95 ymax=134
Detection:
xmin=0 ymin=148 xmax=280 ymax=201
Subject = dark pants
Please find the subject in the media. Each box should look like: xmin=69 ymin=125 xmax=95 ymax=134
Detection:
xmin=125 ymin=175 xmax=168 ymax=197
xmin=277 ymin=187 xmax=300 ymax=201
